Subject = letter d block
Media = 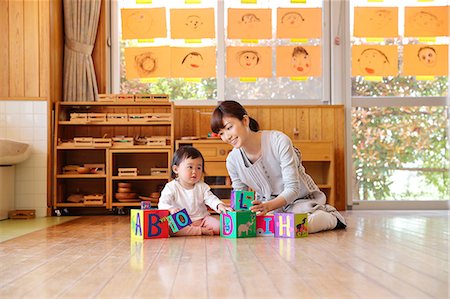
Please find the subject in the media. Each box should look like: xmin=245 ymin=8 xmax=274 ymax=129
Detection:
xmin=256 ymin=215 xmax=274 ymax=236
xmin=230 ymin=190 xmax=254 ymax=210
xmin=274 ymin=213 xmax=308 ymax=238
xmin=220 ymin=210 xmax=256 ymax=238
xmin=131 ymin=209 xmax=170 ymax=239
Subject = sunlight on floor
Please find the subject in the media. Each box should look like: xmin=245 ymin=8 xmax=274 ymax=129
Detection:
xmin=0 ymin=216 xmax=79 ymax=242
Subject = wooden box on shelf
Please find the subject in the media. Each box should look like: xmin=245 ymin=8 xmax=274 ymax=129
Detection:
xmin=118 ymin=168 xmax=138 ymax=177
xmin=147 ymin=113 xmax=171 ymax=122
xmin=98 ymin=94 xmax=116 ymax=102
xmin=116 ymin=94 xmax=134 ymax=102
xmin=146 ymin=136 xmax=167 ymax=146
xmin=93 ymin=138 xmax=112 ymax=148
xmin=69 ymin=113 xmax=88 ymax=123
xmin=150 ymin=168 xmax=169 ymax=176
xmin=87 ymin=113 xmax=107 ymax=123
xmin=83 ymin=194 xmax=105 ymax=206
xmin=84 ymin=164 xmax=105 ymax=174
xmin=107 ymin=113 xmax=128 ymax=123
xmin=112 ymin=137 xmax=134 ymax=147
xmin=74 ymin=137 xmax=93 ymax=147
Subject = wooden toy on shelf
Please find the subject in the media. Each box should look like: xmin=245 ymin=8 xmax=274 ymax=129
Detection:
xmin=93 ymin=138 xmax=112 ymax=148
xmin=83 ymin=194 xmax=105 ymax=206
xmin=107 ymin=113 xmax=128 ymax=123
xmin=74 ymin=137 xmax=93 ymax=147
xmin=87 ymin=113 xmax=107 ymax=123
xmin=69 ymin=113 xmax=88 ymax=123
xmin=146 ymin=136 xmax=167 ymax=146
xmin=150 ymin=168 xmax=169 ymax=176
xmin=98 ymin=94 xmax=116 ymax=102
xmin=118 ymin=168 xmax=138 ymax=177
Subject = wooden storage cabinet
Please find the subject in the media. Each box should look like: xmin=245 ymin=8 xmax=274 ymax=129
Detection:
xmin=53 ymin=101 xmax=174 ymax=212
xmin=109 ymin=149 xmax=171 ymax=208
xmin=176 ymin=139 xmax=335 ymax=206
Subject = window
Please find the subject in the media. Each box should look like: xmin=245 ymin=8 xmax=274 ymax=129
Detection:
xmin=112 ymin=0 xmax=328 ymax=102
xmin=350 ymin=0 xmax=449 ymax=202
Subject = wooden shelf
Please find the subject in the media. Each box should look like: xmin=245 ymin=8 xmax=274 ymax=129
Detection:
xmin=53 ymin=99 xmax=174 ymax=212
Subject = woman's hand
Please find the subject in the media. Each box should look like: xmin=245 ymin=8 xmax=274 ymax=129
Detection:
xmin=250 ymin=200 xmax=269 ymax=215
xmin=217 ymin=203 xmax=233 ymax=214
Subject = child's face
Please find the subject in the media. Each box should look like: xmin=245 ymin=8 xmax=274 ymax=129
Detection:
xmin=292 ymin=53 xmax=311 ymax=75
xmin=418 ymin=48 xmax=436 ymax=67
xmin=239 ymin=52 xmax=258 ymax=69
xmin=173 ymin=157 xmax=203 ymax=188
xmin=358 ymin=49 xmax=386 ymax=75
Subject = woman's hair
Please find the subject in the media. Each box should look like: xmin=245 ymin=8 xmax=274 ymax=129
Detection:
xmin=171 ymin=146 xmax=205 ymax=179
xmin=210 ymin=100 xmax=260 ymax=134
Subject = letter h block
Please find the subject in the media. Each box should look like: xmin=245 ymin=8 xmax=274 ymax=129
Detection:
xmin=220 ymin=210 xmax=256 ymax=238
xmin=130 ymin=209 xmax=170 ymax=239
xmin=230 ymin=190 xmax=254 ymax=210
xmin=274 ymin=213 xmax=308 ymax=238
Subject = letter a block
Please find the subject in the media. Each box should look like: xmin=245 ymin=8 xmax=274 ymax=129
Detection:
xmin=130 ymin=209 xmax=170 ymax=239
xmin=220 ymin=210 xmax=256 ymax=238
xmin=230 ymin=190 xmax=254 ymax=210
xmin=274 ymin=213 xmax=308 ymax=238
xmin=256 ymin=215 xmax=274 ymax=236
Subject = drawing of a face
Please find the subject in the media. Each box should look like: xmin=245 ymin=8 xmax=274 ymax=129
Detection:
xmin=369 ymin=9 xmax=392 ymax=29
xmin=125 ymin=11 xmax=153 ymax=36
xmin=281 ymin=12 xmax=305 ymax=26
xmin=238 ymin=51 xmax=260 ymax=69
xmin=413 ymin=11 xmax=441 ymax=32
xmin=357 ymin=48 xmax=389 ymax=75
xmin=291 ymin=46 xmax=311 ymax=75
xmin=135 ymin=52 xmax=157 ymax=76
xmin=185 ymin=15 xmax=203 ymax=30
xmin=417 ymin=47 xmax=437 ymax=67
xmin=182 ymin=52 xmax=204 ymax=70
xmin=240 ymin=13 xmax=260 ymax=25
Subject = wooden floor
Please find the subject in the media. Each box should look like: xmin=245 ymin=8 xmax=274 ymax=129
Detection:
xmin=0 ymin=210 xmax=448 ymax=299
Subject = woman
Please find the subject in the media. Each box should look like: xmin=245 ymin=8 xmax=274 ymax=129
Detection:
xmin=211 ymin=100 xmax=346 ymax=233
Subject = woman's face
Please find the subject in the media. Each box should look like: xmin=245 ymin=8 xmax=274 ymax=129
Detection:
xmin=218 ymin=116 xmax=249 ymax=149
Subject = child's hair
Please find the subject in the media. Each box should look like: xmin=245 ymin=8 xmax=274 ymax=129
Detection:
xmin=171 ymin=146 xmax=205 ymax=179
xmin=210 ymin=100 xmax=260 ymax=134
xmin=292 ymin=46 xmax=309 ymax=58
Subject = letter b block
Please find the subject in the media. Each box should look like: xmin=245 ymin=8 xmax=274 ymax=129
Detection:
xmin=274 ymin=213 xmax=308 ymax=238
xmin=230 ymin=190 xmax=254 ymax=210
xmin=130 ymin=209 xmax=170 ymax=239
xmin=220 ymin=210 xmax=256 ymax=238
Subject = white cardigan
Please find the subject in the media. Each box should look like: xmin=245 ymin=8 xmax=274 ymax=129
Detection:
xmin=226 ymin=130 xmax=326 ymax=206
xmin=158 ymin=179 xmax=224 ymax=221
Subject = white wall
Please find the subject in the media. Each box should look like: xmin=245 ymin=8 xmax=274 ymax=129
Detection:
xmin=0 ymin=101 xmax=48 ymax=217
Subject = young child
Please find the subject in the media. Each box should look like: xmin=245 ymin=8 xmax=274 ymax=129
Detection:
xmin=158 ymin=146 xmax=232 ymax=236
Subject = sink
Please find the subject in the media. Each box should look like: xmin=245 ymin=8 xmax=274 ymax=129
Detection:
xmin=0 ymin=138 xmax=32 ymax=166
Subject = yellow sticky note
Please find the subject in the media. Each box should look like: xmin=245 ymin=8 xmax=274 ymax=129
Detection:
xmin=185 ymin=39 xmax=203 ymax=44
xmin=241 ymin=39 xmax=259 ymax=44
xmin=291 ymin=39 xmax=309 ymax=43
xmin=290 ymin=77 xmax=308 ymax=81
xmin=291 ymin=0 xmax=307 ymax=3
xmin=240 ymin=77 xmax=257 ymax=82
xmin=364 ymin=76 xmax=383 ymax=81
xmin=241 ymin=0 xmax=257 ymax=3
xmin=140 ymin=78 xmax=159 ymax=83
xmin=184 ymin=78 xmax=202 ymax=82
xmin=416 ymin=76 xmax=435 ymax=80
xmin=138 ymin=39 xmax=155 ymax=43
xmin=185 ymin=0 xmax=201 ymax=4
xmin=418 ymin=37 xmax=437 ymax=43
xmin=136 ymin=0 xmax=152 ymax=4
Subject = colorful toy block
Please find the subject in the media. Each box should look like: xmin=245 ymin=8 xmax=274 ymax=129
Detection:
xmin=140 ymin=201 xmax=153 ymax=210
xmin=274 ymin=213 xmax=308 ymax=238
xmin=160 ymin=208 xmax=192 ymax=233
xmin=256 ymin=215 xmax=274 ymax=236
xmin=220 ymin=210 xmax=256 ymax=238
xmin=230 ymin=190 xmax=254 ymax=210
xmin=130 ymin=209 xmax=170 ymax=239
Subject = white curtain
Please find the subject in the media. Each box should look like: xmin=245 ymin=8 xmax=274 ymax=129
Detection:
xmin=63 ymin=0 xmax=101 ymax=102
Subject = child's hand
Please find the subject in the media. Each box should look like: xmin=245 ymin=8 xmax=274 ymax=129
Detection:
xmin=169 ymin=208 xmax=181 ymax=214
xmin=217 ymin=203 xmax=233 ymax=214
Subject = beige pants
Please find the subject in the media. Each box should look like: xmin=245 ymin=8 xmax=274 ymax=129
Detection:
xmin=171 ymin=215 xmax=220 ymax=236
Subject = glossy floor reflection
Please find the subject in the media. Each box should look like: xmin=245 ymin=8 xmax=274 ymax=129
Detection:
xmin=0 ymin=211 xmax=448 ymax=298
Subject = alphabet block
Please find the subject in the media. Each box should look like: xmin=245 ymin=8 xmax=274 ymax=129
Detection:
xmin=256 ymin=215 xmax=274 ymax=236
xmin=274 ymin=213 xmax=308 ymax=238
xmin=161 ymin=208 xmax=192 ymax=233
xmin=230 ymin=190 xmax=254 ymax=210
xmin=130 ymin=209 xmax=170 ymax=239
xmin=140 ymin=201 xmax=153 ymax=210
xmin=220 ymin=210 xmax=256 ymax=238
